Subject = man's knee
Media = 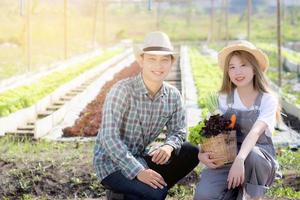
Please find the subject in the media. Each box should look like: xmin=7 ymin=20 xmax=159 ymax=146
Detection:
xmin=179 ymin=142 xmax=199 ymax=163
xmin=144 ymin=187 xmax=168 ymax=200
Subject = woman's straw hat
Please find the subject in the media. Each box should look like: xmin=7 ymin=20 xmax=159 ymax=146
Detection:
xmin=218 ymin=40 xmax=269 ymax=72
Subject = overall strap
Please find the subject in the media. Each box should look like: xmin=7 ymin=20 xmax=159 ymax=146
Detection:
xmin=226 ymin=90 xmax=234 ymax=109
xmin=253 ymin=93 xmax=263 ymax=111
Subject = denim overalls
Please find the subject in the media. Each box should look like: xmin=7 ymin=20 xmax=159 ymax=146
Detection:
xmin=194 ymin=92 xmax=279 ymax=200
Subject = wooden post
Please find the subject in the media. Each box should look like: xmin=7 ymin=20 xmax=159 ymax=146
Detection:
xmin=26 ymin=0 xmax=31 ymax=71
xmin=282 ymin=0 xmax=285 ymax=21
xmin=221 ymin=0 xmax=228 ymax=42
xmin=186 ymin=0 xmax=192 ymax=27
xmin=217 ymin=2 xmax=222 ymax=42
xmin=277 ymin=0 xmax=282 ymax=86
xmin=247 ymin=0 xmax=252 ymax=41
xmin=101 ymin=0 xmax=107 ymax=45
xmin=92 ymin=0 xmax=99 ymax=50
xmin=225 ymin=0 xmax=228 ymax=43
xmin=20 ymin=0 xmax=24 ymax=16
xmin=64 ymin=0 xmax=68 ymax=59
xmin=208 ymin=0 xmax=215 ymax=43
xmin=156 ymin=0 xmax=160 ymax=30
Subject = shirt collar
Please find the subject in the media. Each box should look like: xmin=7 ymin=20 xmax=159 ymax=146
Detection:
xmin=134 ymin=73 xmax=148 ymax=95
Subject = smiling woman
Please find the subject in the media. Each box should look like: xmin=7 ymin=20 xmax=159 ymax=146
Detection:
xmin=194 ymin=41 xmax=281 ymax=200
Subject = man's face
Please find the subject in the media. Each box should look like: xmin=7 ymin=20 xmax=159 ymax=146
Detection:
xmin=140 ymin=53 xmax=173 ymax=83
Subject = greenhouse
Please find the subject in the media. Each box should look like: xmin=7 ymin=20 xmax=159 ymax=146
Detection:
xmin=0 ymin=0 xmax=299 ymax=199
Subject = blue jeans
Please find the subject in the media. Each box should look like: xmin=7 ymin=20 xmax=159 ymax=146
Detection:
xmin=101 ymin=142 xmax=199 ymax=200
xmin=102 ymin=170 xmax=168 ymax=200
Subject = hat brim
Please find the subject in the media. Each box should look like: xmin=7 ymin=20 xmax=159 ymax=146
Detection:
xmin=218 ymin=45 xmax=269 ymax=72
xmin=141 ymin=50 xmax=177 ymax=56
xmin=133 ymin=45 xmax=178 ymax=61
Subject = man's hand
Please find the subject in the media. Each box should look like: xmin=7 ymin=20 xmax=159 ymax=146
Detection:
xmin=137 ymin=169 xmax=167 ymax=189
xmin=150 ymin=145 xmax=173 ymax=165
xmin=198 ymin=152 xmax=224 ymax=169
xmin=227 ymin=157 xmax=245 ymax=189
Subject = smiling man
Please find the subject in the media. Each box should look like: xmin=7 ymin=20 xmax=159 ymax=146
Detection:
xmin=93 ymin=31 xmax=199 ymax=200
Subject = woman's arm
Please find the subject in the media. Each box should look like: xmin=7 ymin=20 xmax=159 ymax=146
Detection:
xmin=164 ymin=89 xmax=186 ymax=151
xmin=236 ymin=121 xmax=268 ymax=160
xmin=227 ymin=94 xmax=278 ymax=189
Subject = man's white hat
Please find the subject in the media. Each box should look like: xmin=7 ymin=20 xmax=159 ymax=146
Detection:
xmin=135 ymin=31 xmax=177 ymax=59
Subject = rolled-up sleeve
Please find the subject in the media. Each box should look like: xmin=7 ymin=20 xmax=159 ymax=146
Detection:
xmin=165 ymin=90 xmax=186 ymax=150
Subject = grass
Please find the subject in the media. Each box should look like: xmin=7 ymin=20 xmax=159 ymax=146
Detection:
xmin=168 ymin=184 xmax=195 ymax=200
xmin=1 ymin=133 xmax=299 ymax=199
xmin=0 ymin=136 xmax=76 ymax=163
xmin=0 ymin=135 xmax=202 ymax=199
xmin=0 ymin=136 xmax=105 ymax=199
xmin=267 ymin=148 xmax=300 ymax=199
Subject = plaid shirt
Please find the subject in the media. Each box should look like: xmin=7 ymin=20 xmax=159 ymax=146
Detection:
xmin=93 ymin=73 xmax=186 ymax=181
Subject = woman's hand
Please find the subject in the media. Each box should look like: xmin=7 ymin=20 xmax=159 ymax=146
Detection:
xmin=227 ymin=157 xmax=245 ymax=189
xmin=137 ymin=169 xmax=167 ymax=189
xmin=198 ymin=152 xmax=224 ymax=169
xmin=150 ymin=145 xmax=173 ymax=165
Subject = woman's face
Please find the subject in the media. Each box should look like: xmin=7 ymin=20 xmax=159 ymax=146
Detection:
xmin=228 ymin=55 xmax=254 ymax=88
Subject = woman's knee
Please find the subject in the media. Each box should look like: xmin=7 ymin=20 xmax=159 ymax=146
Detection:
xmin=245 ymin=148 xmax=271 ymax=170
xmin=245 ymin=150 xmax=258 ymax=168
xmin=194 ymin=186 xmax=217 ymax=200
xmin=244 ymin=147 xmax=273 ymax=185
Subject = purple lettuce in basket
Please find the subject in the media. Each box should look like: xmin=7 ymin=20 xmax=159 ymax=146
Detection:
xmin=202 ymin=114 xmax=232 ymax=138
xmin=188 ymin=92 xmax=237 ymax=145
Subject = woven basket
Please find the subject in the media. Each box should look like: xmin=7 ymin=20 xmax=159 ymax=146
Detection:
xmin=201 ymin=130 xmax=237 ymax=166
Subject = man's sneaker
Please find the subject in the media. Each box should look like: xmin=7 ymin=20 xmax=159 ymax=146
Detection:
xmin=106 ymin=189 xmax=124 ymax=200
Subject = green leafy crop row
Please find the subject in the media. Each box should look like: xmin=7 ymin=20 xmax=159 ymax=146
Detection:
xmin=188 ymin=48 xmax=223 ymax=145
xmin=188 ymin=48 xmax=223 ymax=108
xmin=0 ymin=48 xmax=123 ymax=117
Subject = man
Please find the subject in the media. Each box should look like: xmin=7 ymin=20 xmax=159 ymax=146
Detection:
xmin=93 ymin=31 xmax=199 ymax=200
